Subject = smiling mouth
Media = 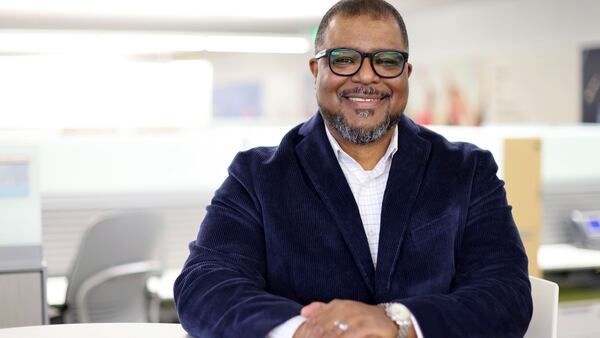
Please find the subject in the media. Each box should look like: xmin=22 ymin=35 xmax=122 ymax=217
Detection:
xmin=340 ymin=94 xmax=390 ymax=111
xmin=341 ymin=93 xmax=390 ymax=100
xmin=339 ymin=87 xmax=391 ymax=102
xmin=347 ymin=97 xmax=381 ymax=102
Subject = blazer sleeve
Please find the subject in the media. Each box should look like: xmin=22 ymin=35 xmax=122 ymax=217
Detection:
xmin=173 ymin=153 xmax=302 ymax=338
xmin=399 ymin=150 xmax=533 ymax=338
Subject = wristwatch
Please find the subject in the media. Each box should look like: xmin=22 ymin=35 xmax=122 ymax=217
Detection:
xmin=380 ymin=302 xmax=413 ymax=338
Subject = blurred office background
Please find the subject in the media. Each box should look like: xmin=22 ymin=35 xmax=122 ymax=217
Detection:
xmin=1 ymin=0 xmax=600 ymax=337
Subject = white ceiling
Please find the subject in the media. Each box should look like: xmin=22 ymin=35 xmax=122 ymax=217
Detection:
xmin=0 ymin=0 xmax=475 ymax=33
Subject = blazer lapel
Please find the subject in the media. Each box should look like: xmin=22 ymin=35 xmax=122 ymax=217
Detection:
xmin=295 ymin=113 xmax=376 ymax=296
xmin=375 ymin=115 xmax=431 ymax=296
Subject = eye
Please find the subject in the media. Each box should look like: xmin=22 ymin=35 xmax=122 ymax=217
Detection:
xmin=374 ymin=52 xmax=403 ymax=67
xmin=331 ymin=56 xmax=356 ymax=65
xmin=382 ymin=58 xmax=401 ymax=64
xmin=376 ymin=58 xmax=402 ymax=67
xmin=329 ymin=49 xmax=360 ymax=67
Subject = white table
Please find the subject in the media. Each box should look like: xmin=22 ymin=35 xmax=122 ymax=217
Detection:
xmin=0 ymin=323 xmax=191 ymax=338
xmin=538 ymin=244 xmax=600 ymax=271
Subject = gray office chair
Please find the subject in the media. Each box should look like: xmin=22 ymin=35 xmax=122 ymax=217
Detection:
xmin=62 ymin=211 xmax=165 ymax=323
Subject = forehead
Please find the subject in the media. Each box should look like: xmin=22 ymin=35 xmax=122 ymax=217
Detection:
xmin=322 ymin=14 xmax=406 ymax=51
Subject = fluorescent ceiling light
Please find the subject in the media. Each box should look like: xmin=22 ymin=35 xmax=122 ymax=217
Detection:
xmin=206 ymin=35 xmax=310 ymax=54
xmin=0 ymin=0 xmax=337 ymax=19
xmin=0 ymin=31 xmax=311 ymax=54
xmin=0 ymin=31 xmax=206 ymax=54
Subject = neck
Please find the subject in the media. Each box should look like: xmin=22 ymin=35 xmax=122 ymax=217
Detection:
xmin=328 ymin=126 xmax=394 ymax=171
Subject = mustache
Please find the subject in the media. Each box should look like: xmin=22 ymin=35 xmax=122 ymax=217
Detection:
xmin=338 ymin=87 xmax=391 ymax=99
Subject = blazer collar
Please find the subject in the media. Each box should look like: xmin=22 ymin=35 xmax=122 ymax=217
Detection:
xmin=295 ymin=112 xmax=431 ymax=297
xmin=376 ymin=115 xmax=431 ymax=297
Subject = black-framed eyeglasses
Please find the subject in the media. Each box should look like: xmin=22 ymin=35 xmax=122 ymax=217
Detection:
xmin=315 ymin=48 xmax=409 ymax=78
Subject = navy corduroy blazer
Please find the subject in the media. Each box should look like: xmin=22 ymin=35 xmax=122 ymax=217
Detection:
xmin=174 ymin=113 xmax=532 ymax=338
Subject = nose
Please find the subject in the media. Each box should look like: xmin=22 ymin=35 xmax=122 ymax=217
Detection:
xmin=351 ymin=57 xmax=379 ymax=84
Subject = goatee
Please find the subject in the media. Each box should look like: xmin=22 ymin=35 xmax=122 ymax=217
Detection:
xmin=320 ymin=108 xmax=400 ymax=145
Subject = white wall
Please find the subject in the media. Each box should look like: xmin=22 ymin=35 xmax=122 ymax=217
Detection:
xmin=206 ymin=52 xmax=315 ymax=122
xmin=3 ymin=0 xmax=600 ymax=194
xmin=405 ymin=0 xmax=600 ymax=124
xmin=2 ymin=123 xmax=598 ymax=196
xmin=407 ymin=0 xmax=600 ymax=55
xmin=28 ymin=126 xmax=292 ymax=195
xmin=432 ymin=124 xmax=600 ymax=182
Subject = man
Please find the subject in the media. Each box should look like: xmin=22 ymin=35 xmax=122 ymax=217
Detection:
xmin=174 ymin=0 xmax=533 ymax=337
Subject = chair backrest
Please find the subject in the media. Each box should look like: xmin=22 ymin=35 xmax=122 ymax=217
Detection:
xmin=64 ymin=211 xmax=165 ymax=323
xmin=524 ymin=276 xmax=559 ymax=338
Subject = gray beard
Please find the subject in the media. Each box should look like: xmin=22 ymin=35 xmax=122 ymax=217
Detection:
xmin=320 ymin=108 xmax=400 ymax=145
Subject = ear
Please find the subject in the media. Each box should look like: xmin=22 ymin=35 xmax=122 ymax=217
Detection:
xmin=406 ymin=62 xmax=413 ymax=78
xmin=309 ymin=58 xmax=319 ymax=80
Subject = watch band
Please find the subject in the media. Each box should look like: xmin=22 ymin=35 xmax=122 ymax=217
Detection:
xmin=380 ymin=303 xmax=413 ymax=338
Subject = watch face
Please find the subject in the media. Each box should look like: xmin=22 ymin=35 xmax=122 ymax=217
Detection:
xmin=388 ymin=303 xmax=411 ymax=321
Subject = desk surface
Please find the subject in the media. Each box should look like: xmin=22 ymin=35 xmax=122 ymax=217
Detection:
xmin=0 ymin=323 xmax=190 ymax=338
xmin=538 ymin=244 xmax=600 ymax=271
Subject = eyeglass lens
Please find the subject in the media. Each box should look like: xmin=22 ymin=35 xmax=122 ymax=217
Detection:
xmin=329 ymin=49 xmax=406 ymax=78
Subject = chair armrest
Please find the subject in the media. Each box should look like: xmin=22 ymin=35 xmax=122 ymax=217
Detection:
xmin=75 ymin=260 xmax=162 ymax=322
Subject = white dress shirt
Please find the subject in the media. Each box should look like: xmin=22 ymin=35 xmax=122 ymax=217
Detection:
xmin=267 ymin=123 xmax=424 ymax=338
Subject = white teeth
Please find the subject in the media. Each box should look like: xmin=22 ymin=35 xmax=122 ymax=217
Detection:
xmin=348 ymin=97 xmax=378 ymax=102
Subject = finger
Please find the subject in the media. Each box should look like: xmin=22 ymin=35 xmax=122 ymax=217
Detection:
xmin=320 ymin=304 xmax=381 ymax=338
xmin=300 ymin=306 xmax=339 ymax=337
xmin=312 ymin=301 xmax=351 ymax=337
xmin=336 ymin=322 xmax=375 ymax=338
xmin=301 ymin=301 xmax=326 ymax=317
xmin=337 ymin=309 xmax=391 ymax=338
xmin=303 ymin=315 xmax=326 ymax=338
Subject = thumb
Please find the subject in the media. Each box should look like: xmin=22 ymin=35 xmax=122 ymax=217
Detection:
xmin=301 ymin=301 xmax=326 ymax=317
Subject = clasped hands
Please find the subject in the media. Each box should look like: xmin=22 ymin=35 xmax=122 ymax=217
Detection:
xmin=292 ymin=299 xmax=400 ymax=338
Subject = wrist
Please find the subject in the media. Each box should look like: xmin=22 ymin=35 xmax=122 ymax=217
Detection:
xmin=292 ymin=322 xmax=306 ymax=338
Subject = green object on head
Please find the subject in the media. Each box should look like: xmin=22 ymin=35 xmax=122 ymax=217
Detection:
xmin=311 ymin=26 xmax=318 ymax=47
